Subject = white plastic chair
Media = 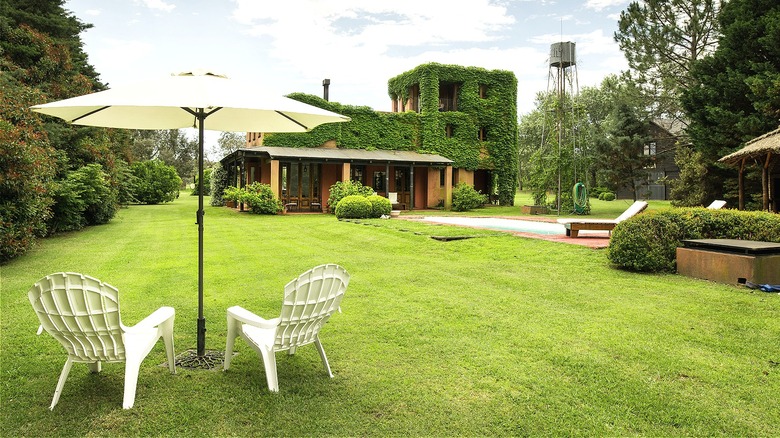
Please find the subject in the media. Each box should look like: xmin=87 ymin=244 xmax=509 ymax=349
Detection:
xmin=388 ymin=192 xmax=398 ymax=204
xmin=224 ymin=264 xmax=350 ymax=392
xmin=28 ymin=272 xmax=176 ymax=410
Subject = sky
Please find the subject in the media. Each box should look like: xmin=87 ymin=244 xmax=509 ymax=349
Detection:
xmin=64 ymin=0 xmax=631 ymax=151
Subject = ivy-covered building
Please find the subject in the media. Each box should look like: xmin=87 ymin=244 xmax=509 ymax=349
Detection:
xmin=221 ymin=63 xmax=519 ymax=210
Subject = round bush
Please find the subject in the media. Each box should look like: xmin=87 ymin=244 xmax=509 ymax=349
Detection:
xmin=335 ymin=195 xmax=373 ymax=219
xmin=241 ymin=182 xmax=283 ymax=215
xmin=367 ymin=195 xmax=392 ymax=218
xmin=328 ymin=180 xmax=373 ymax=213
xmin=598 ymin=192 xmax=616 ymax=201
xmin=452 ymin=182 xmax=487 ymax=211
xmin=608 ymin=208 xmax=780 ymax=272
xmin=130 ymin=160 xmax=181 ymax=204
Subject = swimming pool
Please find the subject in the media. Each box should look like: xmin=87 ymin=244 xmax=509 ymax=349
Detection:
xmin=421 ymin=216 xmax=567 ymax=235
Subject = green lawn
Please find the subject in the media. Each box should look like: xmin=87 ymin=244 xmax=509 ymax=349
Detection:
xmin=2 ymin=194 xmax=778 ymax=436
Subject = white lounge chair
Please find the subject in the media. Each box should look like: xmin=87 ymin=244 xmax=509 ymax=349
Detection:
xmin=28 ymin=272 xmax=176 ymax=409
xmin=224 ymin=264 xmax=350 ymax=392
xmin=707 ymin=200 xmax=727 ymax=209
xmin=557 ymin=200 xmax=648 ymax=238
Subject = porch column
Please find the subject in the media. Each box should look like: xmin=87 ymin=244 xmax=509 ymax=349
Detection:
xmin=341 ymin=162 xmax=351 ymax=182
xmin=444 ymin=165 xmax=453 ymax=210
xmin=739 ymin=158 xmax=745 ymax=211
xmin=409 ymin=166 xmax=415 ymax=210
xmin=270 ymin=159 xmax=280 ymax=199
xmin=764 ymin=153 xmax=771 ymax=211
xmin=385 ymin=163 xmax=390 ymax=194
xmin=239 ymin=153 xmax=246 ymax=211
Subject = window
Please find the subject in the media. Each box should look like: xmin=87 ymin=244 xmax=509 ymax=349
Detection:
xmin=644 ymin=142 xmax=657 ymax=156
xmin=479 ymin=84 xmax=488 ymax=99
xmin=440 ymin=168 xmax=445 ymax=187
xmin=351 ymin=165 xmax=365 ymax=184
xmin=479 ymin=127 xmax=488 ymax=141
xmin=373 ymin=171 xmax=386 ymax=192
xmin=439 ymin=81 xmax=458 ymax=111
xmin=445 ymin=124 xmax=454 ymax=138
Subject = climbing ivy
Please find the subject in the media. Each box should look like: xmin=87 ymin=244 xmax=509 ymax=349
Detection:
xmin=264 ymin=63 xmax=519 ymax=205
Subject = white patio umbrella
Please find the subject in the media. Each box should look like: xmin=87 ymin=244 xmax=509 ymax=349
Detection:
xmin=31 ymin=70 xmax=351 ymax=360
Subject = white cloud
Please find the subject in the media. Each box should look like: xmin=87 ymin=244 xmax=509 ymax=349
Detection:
xmin=84 ymin=9 xmax=101 ymax=16
xmin=138 ymin=0 xmax=175 ymax=12
xmin=584 ymin=0 xmax=626 ymax=11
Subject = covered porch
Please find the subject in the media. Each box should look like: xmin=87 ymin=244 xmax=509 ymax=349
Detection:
xmin=719 ymin=127 xmax=780 ymax=212
xmin=220 ymin=146 xmax=454 ymax=212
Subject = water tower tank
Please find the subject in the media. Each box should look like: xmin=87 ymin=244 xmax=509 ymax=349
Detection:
xmin=549 ymin=42 xmax=576 ymax=68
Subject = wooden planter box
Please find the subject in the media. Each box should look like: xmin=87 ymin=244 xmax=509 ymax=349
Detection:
xmin=521 ymin=205 xmax=548 ymax=215
xmin=677 ymin=239 xmax=780 ymax=285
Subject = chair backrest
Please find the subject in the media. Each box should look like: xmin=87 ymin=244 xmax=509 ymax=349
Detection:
xmin=28 ymin=272 xmax=126 ymax=362
xmin=388 ymin=192 xmax=398 ymax=204
xmin=615 ymin=201 xmax=648 ymax=223
xmin=275 ymin=264 xmax=350 ymax=351
xmin=707 ymin=200 xmax=727 ymax=209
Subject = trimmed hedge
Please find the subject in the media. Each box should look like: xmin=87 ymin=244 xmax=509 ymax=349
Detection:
xmin=335 ymin=195 xmax=373 ymax=219
xmin=327 ymin=180 xmax=374 ymax=213
xmin=452 ymin=182 xmax=488 ymax=211
xmin=367 ymin=195 xmax=392 ymax=218
xmin=608 ymin=208 xmax=780 ymax=272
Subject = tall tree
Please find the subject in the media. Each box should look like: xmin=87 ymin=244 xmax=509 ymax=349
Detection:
xmin=681 ymin=0 xmax=780 ymax=205
xmin=596 ymin=103 xmax=654 ymax=201
xmin=615 ymin=0 xmax=721 ymax=119
xmin=0 ymin=0 xmax=130 ymax=260
xmin=213 ymin=131 xmax=245 ymax=159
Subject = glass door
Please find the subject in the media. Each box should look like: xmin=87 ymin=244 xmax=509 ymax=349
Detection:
xmin=281 ymin=162 xmax=320 ymax=210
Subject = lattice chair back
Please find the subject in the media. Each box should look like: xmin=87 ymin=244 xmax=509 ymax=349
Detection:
xmin=29 ymin=272 xmax=126 ymax=362
xmin=275 ymin=264 xmax=350 ymax=351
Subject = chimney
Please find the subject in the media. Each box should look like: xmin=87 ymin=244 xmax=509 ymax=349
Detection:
xmin=322 ymin=78 xmax=330 ymax=101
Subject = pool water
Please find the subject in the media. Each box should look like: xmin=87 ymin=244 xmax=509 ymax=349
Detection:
xmin=421 ymin=216 xmax=566 ymax=235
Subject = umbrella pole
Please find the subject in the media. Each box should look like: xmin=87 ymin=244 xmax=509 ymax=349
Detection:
xmin=196 ymin=108 xmax=206 ymax=357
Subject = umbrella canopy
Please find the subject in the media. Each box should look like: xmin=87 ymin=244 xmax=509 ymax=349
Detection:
xmin=31 ymin=70 xmax=350 ymax=132
xmin=31 ymin=70 xmax=351 ymax=358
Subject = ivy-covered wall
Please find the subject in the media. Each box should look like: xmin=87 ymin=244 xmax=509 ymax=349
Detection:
xmin=264 ymin=62 xmax=519 ymax=205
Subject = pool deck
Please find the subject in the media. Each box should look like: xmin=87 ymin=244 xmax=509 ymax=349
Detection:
xmin=404 ymin=215 xmax=611 ymax=249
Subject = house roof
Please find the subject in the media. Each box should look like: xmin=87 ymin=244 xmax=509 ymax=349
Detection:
xmin=719 ymin=126 xmax=780 ymax=165
xmin=223 ymin=146 xmax=454 ymax=165
xmin=651 ymin=118 xmax=687 ymax=137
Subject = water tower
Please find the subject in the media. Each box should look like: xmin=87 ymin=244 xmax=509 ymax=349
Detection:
xmin=541 ymin=41 xmax=580 ymax=214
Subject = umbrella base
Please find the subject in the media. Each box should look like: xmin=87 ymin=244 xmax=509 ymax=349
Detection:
xmin=165 ymin=349 xmax=233 ymax=370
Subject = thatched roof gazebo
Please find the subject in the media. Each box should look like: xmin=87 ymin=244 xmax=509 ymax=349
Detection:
xmin=719 ymin=126 xmax=780 ymax=212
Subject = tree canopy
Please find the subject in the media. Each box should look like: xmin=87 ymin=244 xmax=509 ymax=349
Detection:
xmin=680 ymin=0 xmax=780 ymax=204
xmin=615 ymin=0 xmax=721 ymax=120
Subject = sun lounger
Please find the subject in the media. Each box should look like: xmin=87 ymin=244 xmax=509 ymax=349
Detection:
xmin=556 ymin=201 xmax=648 ymax=238
xmin=706 ymin=200 xmax=726 ymax=209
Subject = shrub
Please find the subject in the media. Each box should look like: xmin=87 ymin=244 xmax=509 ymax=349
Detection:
xmin=130 ymin=160 xmax=181 ymax=204
xmin=241 ymin=182 xmax=283 ymax=215
xmin=328 ymin=180 xmax=373 ymax=213
xmin=452 ymin=182 xmax=487 ymax=211
xmin=0 ymin=88 xmax=56 ymax=262
xmin=209 ymin=162 xmax=230 ymax=206
xmin=222 ymin=186 xmax=242 ymax=205
xmin=191 ymin=168 xmax=213 ymax=196
xmin=335 ymin=195 xmax=373 ymax=219
xmin=608 ymin=208 xmax=780 ymax=272
xmin=47 ymin=164 xmax=118 ymax=234
xmin=598 ymin=192 xmax=616 ymax=201
xmin=367 ymin=194 xmax=392 ymax=218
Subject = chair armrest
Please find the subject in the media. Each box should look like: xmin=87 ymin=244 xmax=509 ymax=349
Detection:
xmin=227 ymin=306 xmax=280 ymax=329
xmin=126 ymin=306 xmax=175 ymax=332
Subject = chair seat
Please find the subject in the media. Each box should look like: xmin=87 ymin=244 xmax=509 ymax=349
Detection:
xmin=28 ymin=272 xmax=176 ymax=410
xmin=224 ymin=264 xmax=350 ymax=392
